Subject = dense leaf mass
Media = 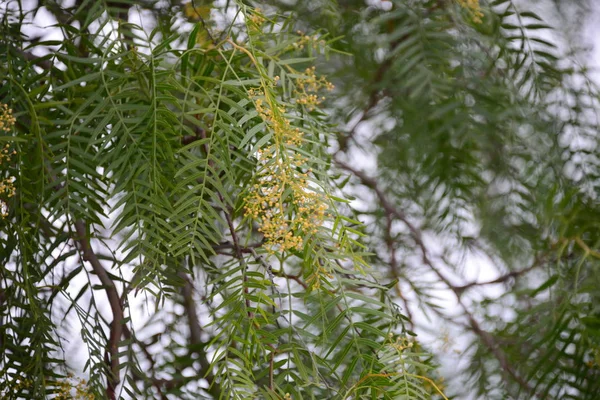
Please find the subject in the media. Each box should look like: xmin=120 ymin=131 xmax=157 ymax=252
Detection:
xmin=1 ymin=0 xmax=600 ymax=399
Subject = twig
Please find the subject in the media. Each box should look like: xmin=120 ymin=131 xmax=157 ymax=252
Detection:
xmin=334 ymin=158 xmax=538 ymax=396
xmin=221 ymin=203 xmax=254 ymax=319
xmin=453 ymin=258 xmax=543 ymax=296
xmin=178 ymin=272 xmax=222 ymax=398
xmin=121 ymin=325 xmax=168 ymax=400
xmin=384 ymin=212 xmax=414 ymax=328
xmin=74 ymin=220 xmax=123 ymax=399
xmin=213 ymin=240 xmax=264 ymax=256
xmin=197 ymin=111 xmax=253 ymax=319
xmin=574 ymin=236 xmax=600 ymax=259
xmin=41 ymin=117 xmax=123 ymax=397
xmin=13 ymin=47 xmax=53 ymax=71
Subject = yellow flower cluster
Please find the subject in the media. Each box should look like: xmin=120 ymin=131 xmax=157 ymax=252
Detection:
xmin=244 ymin=89 xmax=328 ymax=254
xmin=4 ymin=377 xmax=33 ymax=394
xmin=295 ymin=67 xmax=334 ymax=111
xmin=0 ymin=104 xmax=16 ymax=218
xmin=388 ymin=334 xmax=414 ymax=352
xmin=457 ymin=0 xmax=484 ymax=23
xmin=247 ymin=8 xmax=265 ymax=31
xmin=283 ymin=393 xmax=292 ymax=400
xmin=0 ymin=103 xmax=16 ymax=132
xmin=293 ymin=31 xmax=327 ymax=51
xmin=54 ymin=375 xmax=94 ymax=400
xmin=305 ymin=261 xmax=334 ymax=290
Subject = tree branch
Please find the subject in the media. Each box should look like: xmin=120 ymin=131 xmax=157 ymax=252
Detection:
xmin=74 ymin=220 xmax=123 ymax=399
xmin=178 ymin=272 xmax=222 ymax=398
xmin=334 ymin=158 xmax=538 ymax=397
xmin=453 ymin=258 xmax=543 ymax=296
xmin=13 ymin=47 xmax=53 ymax=71
xmin=121 ymin=325 xmax=168 ymax=400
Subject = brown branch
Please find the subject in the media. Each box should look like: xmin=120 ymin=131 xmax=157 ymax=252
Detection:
xmin=123 ymin=324 xmax=204 ymax=397
xmin=276 ymin=272 xmax=307 ymax=290
xmin=14 ymin=47 xmax=53 ymax=71
xmin=466 ymin=313 xmax=536 ymax=394
xmin=214 ymin=172 xmax=254 ymax=319
xmin=121 ymin=325 xmax=168 ymax=400
xmin=74 ymin=220 xmax=123 ymax=400
xmin=179 ymin=272 xmax=203 ymax=345
xmin=334 ymin=158 xmax=432 ymax=268
xmin=178 ymin=272 xmax=222 ymax=398
xmin=453 ymin=258 xmax=543 ymax=296
xmin=42 ymin=149 xmax=123 ymax=397
xmin=334 ymin=158 xmax=538 ymax=396
xmin=198 ymin=111 xmax=253 ymax=319
xmin=213 ymin=240 xmax=265 ymax=256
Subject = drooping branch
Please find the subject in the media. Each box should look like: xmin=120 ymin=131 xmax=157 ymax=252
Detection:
xmin=121 ymin=325 xmax=168 ymax=400
xmin=43 ymin=159 xmax=124 ymax=398
xmin=334 ymin=157 xmax=538 ymax=397
xmin=178 ymin=272 xmax=222 ymax=398
xmin=74 ymin=220 xmax=123 ymax=399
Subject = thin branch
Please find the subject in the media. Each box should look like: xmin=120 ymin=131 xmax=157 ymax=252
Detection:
xmin=213 ymin=240 xmax=264 ymax=256
xmin=384 ymin=212 xmax=414 ymax=328
xmin=453 ymin=258 xmax=543 ymax=295
xmin=179 ymin=272 xmax=203 ymax=345
xmin=277 ymin=271 xmax=307 ymax=290
xmin=198 ymin=113 xmax=253 ymax=319
xmin=574 ymin=236 xmax=600 ymax=259
xmin=14 ymin=48 xmax=53 ymax=71
xmin=335 ymin=158 xmax=538 ymax=396
xmin=44 ymin=156 xmax=124 ymax=398
xmin=74 ymin=220 xmax=123 ymax=400
xmin=215 ymin=166 xmax=254 ymax=319
xmin=178 ymin=272 xmax=222 ymax=398
xmin=121 ymin=326 xmax=168 ymax=400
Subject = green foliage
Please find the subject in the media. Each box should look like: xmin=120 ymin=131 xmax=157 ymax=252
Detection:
xmin=0 ymin=1 xmax=437 ymax=399
xmin=273 ymin=0 xmax=600 ymax=398
xmin=2 ymin=0 xmax=600 ymax=399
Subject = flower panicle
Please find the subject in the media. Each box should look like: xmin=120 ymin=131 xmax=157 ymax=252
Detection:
xmin=457 ymin=0 xmax=484 ymax=23
xmin=295 ymin=66 xmax=334 ymax=111
xmin=244 ymin=84 xmax=329 ymax=256
xmin=0 ymin=103 xmax=16 ymax=218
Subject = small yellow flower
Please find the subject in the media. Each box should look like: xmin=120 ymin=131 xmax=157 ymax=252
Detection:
xmin=457 ymin=0 xmax=484 ymax=23
xmin=53 ymin=375 xmax=95 ymax=399
xmin=389 ymin=335 xmax=414 ymax=352
xmin=0 ymin=103 xmax=17 ymax=218
xmin=293 ymin=67 xmax=334 ymax=111
xmin=244 ymin=88 xmax=329 ymax=256
xmin=0 ymin=103 xmax=16 ymax=132
xmin=248 ymin=8 xmax=266 ymax=31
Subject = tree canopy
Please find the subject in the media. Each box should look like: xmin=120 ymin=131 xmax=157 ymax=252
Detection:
xmin=1 ymin=0 xmax=600 ymax=399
